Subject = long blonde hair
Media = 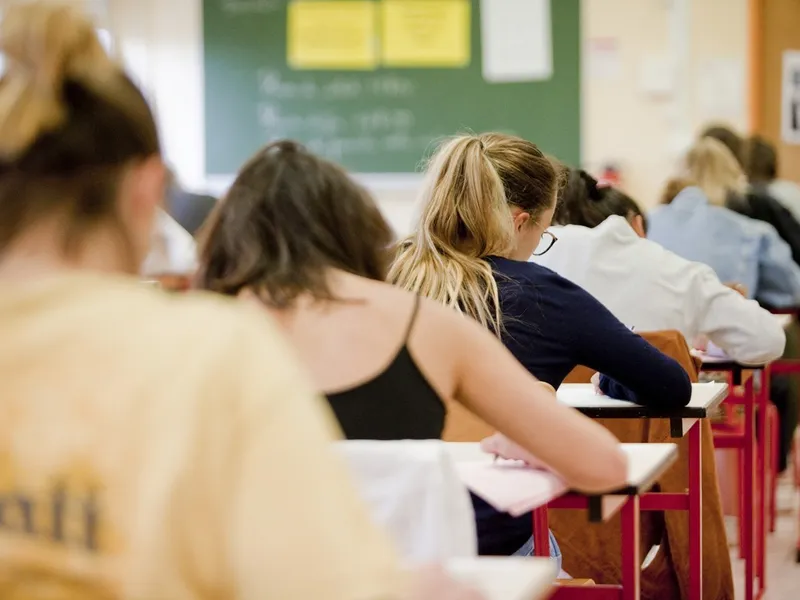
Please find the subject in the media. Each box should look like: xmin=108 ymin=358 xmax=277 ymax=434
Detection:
xmin=388 ymin=133 xmax=558 ymax=333
xmin=684 ymin=137 xmax=747 ymax=206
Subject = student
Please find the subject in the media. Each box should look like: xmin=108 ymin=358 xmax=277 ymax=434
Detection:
xmin=650 ymin=139 xmax=800 ymax=308
xmin=388 ymin=132 xmax=691 ymax=556
xmin=533 ymin=168 xmax=785 ymax=365
xmin=745 ymin=134 xmax=800 ymax=224
xmin=701 ymin=123 xmax=746 ymax=167
xmin=692 ymin=137 xmax=800 ymax=264
xmin=196 ymin=140 xmax=628 ymax=519
xmin=0 ymin=4 xmax=479 ymax=599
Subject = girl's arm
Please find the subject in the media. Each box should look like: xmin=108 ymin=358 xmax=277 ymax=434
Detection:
xmin=431 ymin=304 xmax=628 ymax=494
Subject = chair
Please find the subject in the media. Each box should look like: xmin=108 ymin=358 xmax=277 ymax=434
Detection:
xmin=338 ymin=439 xmax=477 ymax=563
xmin=550 ymin=331 xmax=733 ymax=600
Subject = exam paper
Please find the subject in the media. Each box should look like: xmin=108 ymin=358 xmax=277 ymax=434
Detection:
xmin=457 ymin=460 xmax=566 ymax=516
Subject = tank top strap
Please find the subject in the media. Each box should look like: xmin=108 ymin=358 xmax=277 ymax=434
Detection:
xmin=403 ymin=295 xmax=422 ymax=343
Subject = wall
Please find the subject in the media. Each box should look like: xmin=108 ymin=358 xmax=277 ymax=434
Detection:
xmin=584 ymin=0 xmax=749 ymax=206
xmin=758 ymin=0 xmax=800 ymax=183
xmin=108 ymin=0 xmax=749 ymax=233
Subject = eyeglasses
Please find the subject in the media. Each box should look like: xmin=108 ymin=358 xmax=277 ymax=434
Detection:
xmin=532 ymin=231 xmax=558 ymax=256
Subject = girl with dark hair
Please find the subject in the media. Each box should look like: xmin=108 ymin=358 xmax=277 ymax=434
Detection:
xmin=536 ymin=168 xmax=784 ymax=365
xmin=197 ymin=140 xmax=628 ymax=498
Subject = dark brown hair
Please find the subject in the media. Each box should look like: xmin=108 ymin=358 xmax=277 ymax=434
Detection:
xmin=197 ymin=140 xmax=393 ymax=308
xmin=700 ymin=124 xmax=744 ymax=167
xmin=554 ymin=168 xmax=645 ymax=230
xmin=744 ymin=135 xmax=778 ymax=183
xmin=0 ymin=2 xmax=161 ymax=259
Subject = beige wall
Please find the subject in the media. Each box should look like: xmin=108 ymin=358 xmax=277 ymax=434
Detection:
xmin=584 ymin=0 xmax=749 ymax=207
xmin=107 ymin=0 xmax=749 ymax=232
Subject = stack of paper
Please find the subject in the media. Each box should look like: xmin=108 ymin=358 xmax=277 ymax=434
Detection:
xmin=456 ymin=460 xmax=567 ymax=516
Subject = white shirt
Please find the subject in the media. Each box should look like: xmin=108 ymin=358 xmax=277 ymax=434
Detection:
xmin=339 ymin=440 xmax=477 ymax=563
xmin=532 ymin=216 xmax=785 ymax=364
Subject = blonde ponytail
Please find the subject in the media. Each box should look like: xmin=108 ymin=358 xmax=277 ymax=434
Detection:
xmin=0 ymin=2 xmax=116 ymax=161
xmin=389 ymin=133 xmax=557 ymax=334
xmin=390 ymin=136 xmax=511 ymax=331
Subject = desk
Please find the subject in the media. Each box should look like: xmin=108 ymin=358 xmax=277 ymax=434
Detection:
xmin=556 ymin=382 xmax=726 ymax=600
xmin=694 ymin=358 xmax=768 ymax=600
xmin=448 ymin=442 xmax=678 ymax=600
xmin=446 ymin=557 xmax=557 ymax=600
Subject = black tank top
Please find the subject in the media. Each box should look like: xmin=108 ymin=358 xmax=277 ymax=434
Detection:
xmin=326 ymin=296 xmax=446 ymax=440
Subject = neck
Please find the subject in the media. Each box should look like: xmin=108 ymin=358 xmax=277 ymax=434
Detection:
xmin=0 ymin=222 xmax=136 ymax=281
xmin=508 ymin=247 xmax=534 ymax=261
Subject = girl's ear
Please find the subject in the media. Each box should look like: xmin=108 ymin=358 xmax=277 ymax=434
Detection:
xmin=630 ymin=214 xmax=646 ymax=238
xmin=512 ymin=211 xmax=531 ymax=232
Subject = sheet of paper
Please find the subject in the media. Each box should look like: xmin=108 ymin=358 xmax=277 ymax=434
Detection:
xmin=480 ymin=0 xmax=552 ymax=83
xmin=782 ymin=50 xmax=800 ymax=145
xmin=456 ymin=461 xmax=566 ymax=517
xmin=696 ymin=58 xmax=745 ymax=122
xmin=638 ymin=54 xmax=674 ymax=97
xmin=381 ymin=0 xmax=470 ymax=68
xmin=287 ymin=1 xmax=378 ymax=70
xmin=587 ymin=37 xmax=622 ymax=81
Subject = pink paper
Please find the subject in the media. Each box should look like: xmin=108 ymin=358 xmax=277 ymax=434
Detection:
xmin=456 ymin=460 xmax=567 ymax=517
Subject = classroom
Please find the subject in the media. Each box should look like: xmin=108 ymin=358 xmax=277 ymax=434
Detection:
xmin=0 ymin=0 xmax=798 ymax=599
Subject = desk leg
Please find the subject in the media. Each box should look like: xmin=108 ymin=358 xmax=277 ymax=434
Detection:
xmin=621 ymin=496 xmax=641 ymax=600
xmin=744 ymin=380 xmax=756 ymax=600
xmin=757 ymin=368 xmax=770 ymax=594
xmin=688 ymin=421 xmax=703 ymax=600
xmin=532 ymin=507 xmax=551 ymax=557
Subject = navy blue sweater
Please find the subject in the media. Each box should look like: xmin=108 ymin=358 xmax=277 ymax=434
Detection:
xmin=475 ymin=256 xmax=692 ymax=556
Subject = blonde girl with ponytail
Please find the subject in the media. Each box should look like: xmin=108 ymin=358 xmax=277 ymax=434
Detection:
xmin=391 ymin=133 xmax=692 ymax=556
xmin=390 ymin=134 xmax=558 ymax=333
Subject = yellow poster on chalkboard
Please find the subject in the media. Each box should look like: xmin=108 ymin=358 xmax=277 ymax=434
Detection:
xmin=287 ymin=1 xmax=378 ymax=70
xmin=380 ymin=0 xmax=470 ymax=68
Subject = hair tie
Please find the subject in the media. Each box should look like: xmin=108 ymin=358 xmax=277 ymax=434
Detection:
xmin=579 ymin=170 xmax=603 ymax=202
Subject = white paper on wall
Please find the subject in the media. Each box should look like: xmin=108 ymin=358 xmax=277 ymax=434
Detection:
xmin=695 ymin=58 xmax=745 ymax=123
xmin=637 ymin=54 xmax=674 ymax=98
xmin=587 ymin=37 xmax=622 ymax=81
xmin=782 ymin=50 xmax=800 ymax=145
xmin=480 ymin=0 xmax=552 ymax=83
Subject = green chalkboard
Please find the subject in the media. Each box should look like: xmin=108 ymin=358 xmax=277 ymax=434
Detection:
xmin=203 ymin=0 xmax=580 ymax=174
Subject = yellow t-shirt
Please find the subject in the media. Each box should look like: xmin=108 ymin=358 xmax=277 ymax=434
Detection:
xmin=0 ymin=274 xmax=402 ymax=600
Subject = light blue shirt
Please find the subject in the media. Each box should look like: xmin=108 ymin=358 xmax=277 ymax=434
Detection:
xmin=648 ymin=187 xmax=800 ymax=308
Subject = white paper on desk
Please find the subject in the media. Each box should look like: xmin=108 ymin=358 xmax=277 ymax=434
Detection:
xmin=457 ymin=461 xmax=566 ymax=517
xmin=480 ymin=0 xmax=552 ymax=83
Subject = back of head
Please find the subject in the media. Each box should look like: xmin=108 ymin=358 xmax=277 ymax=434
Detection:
xmin=554 ymin=168 xmax=644 ymax=229
xmin=0 ymin=1 xmax=161 ymax=266
xmin=744 ymin=135 xmax=778 ymax=184
xmin=685 ymin=137 xmax=746 ymax=206
xmin=197 ymin=140 xmax=393 ymax=308
xmin=388 ymin=132 xmax=558 ymax=332
xmin=701 ymin=124 xmax=745 ymax=167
